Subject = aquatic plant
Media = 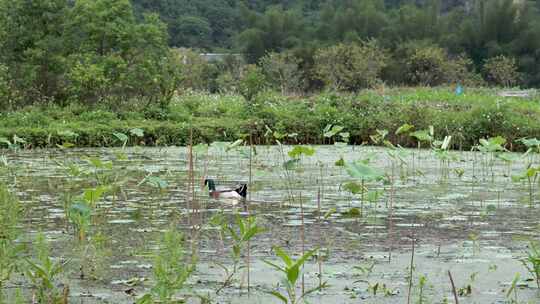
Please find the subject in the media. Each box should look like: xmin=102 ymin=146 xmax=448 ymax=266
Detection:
xmin=138 ymin=228 xmax=195 ymax=304
xmin=506 ymin=273 xmax=521 ymax=303
xmin=410 ymin=127 xmax=434 ymax=149
xmin=521 ymin=242 xmax=540 ymax=289
xmin=55 ymin=129 xmax=79 ymax=149
xmin=0 ymin=184 xmax=24 ymax=299
xmin=344 ymin=161 xmax=384 ymax=217
xmin=264 ymin=247 xmax=324 ymax=304
xmin=68 ymin=202 xmax=92 ymax=242
xmin=323 ymin=124 xmax=349 ymax=167
xmin=415 ymin=275 xmax=429 ymax=304
xmin=518 ymin=138 xmax=540 ymax=167
xmin=396 ymin=124 xmax=416 ymax=176
xmin=496 ymin=153 xmax=521 ymax=178
xmin=512 ymin=166 xmax=539 ymax=206
xmin=211 ymin=214 xmax=265 ymax=293
xmin=0 ymin=135 xmax=26 ymax=150
xmin=432 ymin=136 xmax=454 ymax=182
xmin=476 ymin=136 xmax=507 ymax=182
xmin=114 ymin=128 xmax=145 ymax=149
xmin=25 ymin=233 xmax=68 ymax=304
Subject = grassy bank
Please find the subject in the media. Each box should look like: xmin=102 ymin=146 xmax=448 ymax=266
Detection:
xmin=1 ymin=87 xmax=539 ymax=150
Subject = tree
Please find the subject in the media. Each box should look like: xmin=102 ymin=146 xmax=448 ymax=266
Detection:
xmin=406 ymin=46 xmax=448 ymax=86
xmin=260 ymin=52 xmax=303 ymax=94
xmin=239 ymin=65 xmax=266 ymax=101
xmin=0 ymin=0 xmax=69 ymax=103
xmin=0 ymin=64 xmax=10 ymax=109
xmin=315 ymin=41 xmax=388 ymax=91
xmin=64 ymin=0 xmax=175 ymax=106
xmin=483 ymin=55 xmax=520 ymax=87
xmin=132 ymin=0 xmax=237 ymax=48
xmin=175 ymin=16 xmax=212 ymax=48
xmin=237 ymin=5 xmax=304 ymax=62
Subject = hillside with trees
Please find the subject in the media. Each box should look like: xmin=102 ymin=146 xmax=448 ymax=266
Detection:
xmin=130 ymin=0 xmax=540 ymax=87
xmin=1 ymin=0 xmax=539 ymax=112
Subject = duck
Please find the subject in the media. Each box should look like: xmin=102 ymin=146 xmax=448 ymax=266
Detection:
xmin=204 ymin=178 xmax=247 ymax=200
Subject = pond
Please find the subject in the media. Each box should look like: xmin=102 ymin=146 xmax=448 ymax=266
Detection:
xmin=1 ymin=145 xmax=539 ymax=303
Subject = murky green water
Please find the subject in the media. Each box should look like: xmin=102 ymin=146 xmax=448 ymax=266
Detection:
xmin=1 ymin=145 xmax=539 ymax=303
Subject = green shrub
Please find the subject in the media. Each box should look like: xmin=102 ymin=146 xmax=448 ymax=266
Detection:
xmin=0 ymin=184 xmax=23 ymax=293
xmin=483 ymin=55 xmax=521 ymax=87
xmin=260 ymin=52 xmax=304 ymax=95
xmin=1 ymin=89 xmax=540 ymax=150
xmin=239 ymin=64 xmax=266 ymax=102
xmin=315 ymin=41 xmax=387 ymax=91
xmin=0 ymin=64 xmax=10 ymax=109
xmin=406 ymin=46 xmax=448 ymax=86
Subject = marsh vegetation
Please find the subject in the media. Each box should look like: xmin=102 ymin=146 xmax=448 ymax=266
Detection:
xmin=1 ymin=128 xmax=539 ymax=303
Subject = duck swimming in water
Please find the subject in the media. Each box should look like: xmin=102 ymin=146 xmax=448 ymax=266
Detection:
xmin=204 ymin=179 xmax=247 ymax=200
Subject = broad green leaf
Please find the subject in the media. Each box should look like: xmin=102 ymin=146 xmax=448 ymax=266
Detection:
xmin=0 ymin=137 xmax=11 ymax=146
xmin=518 ymin=138 xmax=540 ymax=148
xmin=288 ymin=146 xmax=315 ymax=158
xmin=113 ymin=132 xmax=128 ymax=143
xmin=395 ymin=123 xmax=414 ymax=135
xmin=130 ymin=128 xmax=144 ymax=137
xmin=490 ymin=136 xmax=506 ymax=146
xmin=324 ymin=125 xmax=344 ymax=138
xmin=496 ymin=153 xmax=520 ymax=163
xmin=345 ymin=162 xmax=383 ymax=181
xmin=479 ymin=136 xmax=506 ymax=152
xmin=83 ymin=186 xmax=106 ymax=204
xmin=343 ymin=182 xmax=362 ymax=194
xmin=410 ymin=130 xmax=432 ymax=143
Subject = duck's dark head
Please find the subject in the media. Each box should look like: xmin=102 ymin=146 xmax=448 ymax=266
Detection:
xmin=204 ymin=179 xmax=216 ymax=191
xmin=236 ymin=184 xmax=248 ymax=198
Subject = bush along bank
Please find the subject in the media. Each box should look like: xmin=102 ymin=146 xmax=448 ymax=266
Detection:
xmin=1 ymin=88 xmax=539 ymax=150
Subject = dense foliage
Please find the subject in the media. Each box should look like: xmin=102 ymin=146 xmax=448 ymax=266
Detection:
xmin=1 ymin=89 xmax=539 ymax=150
xmin=132 ymin=0 xmax=540 ymax=87
xmin=0 ymin=0 xmax=182 ymax=109
xmin=0 ymin=0 xmax=539 ymax=110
